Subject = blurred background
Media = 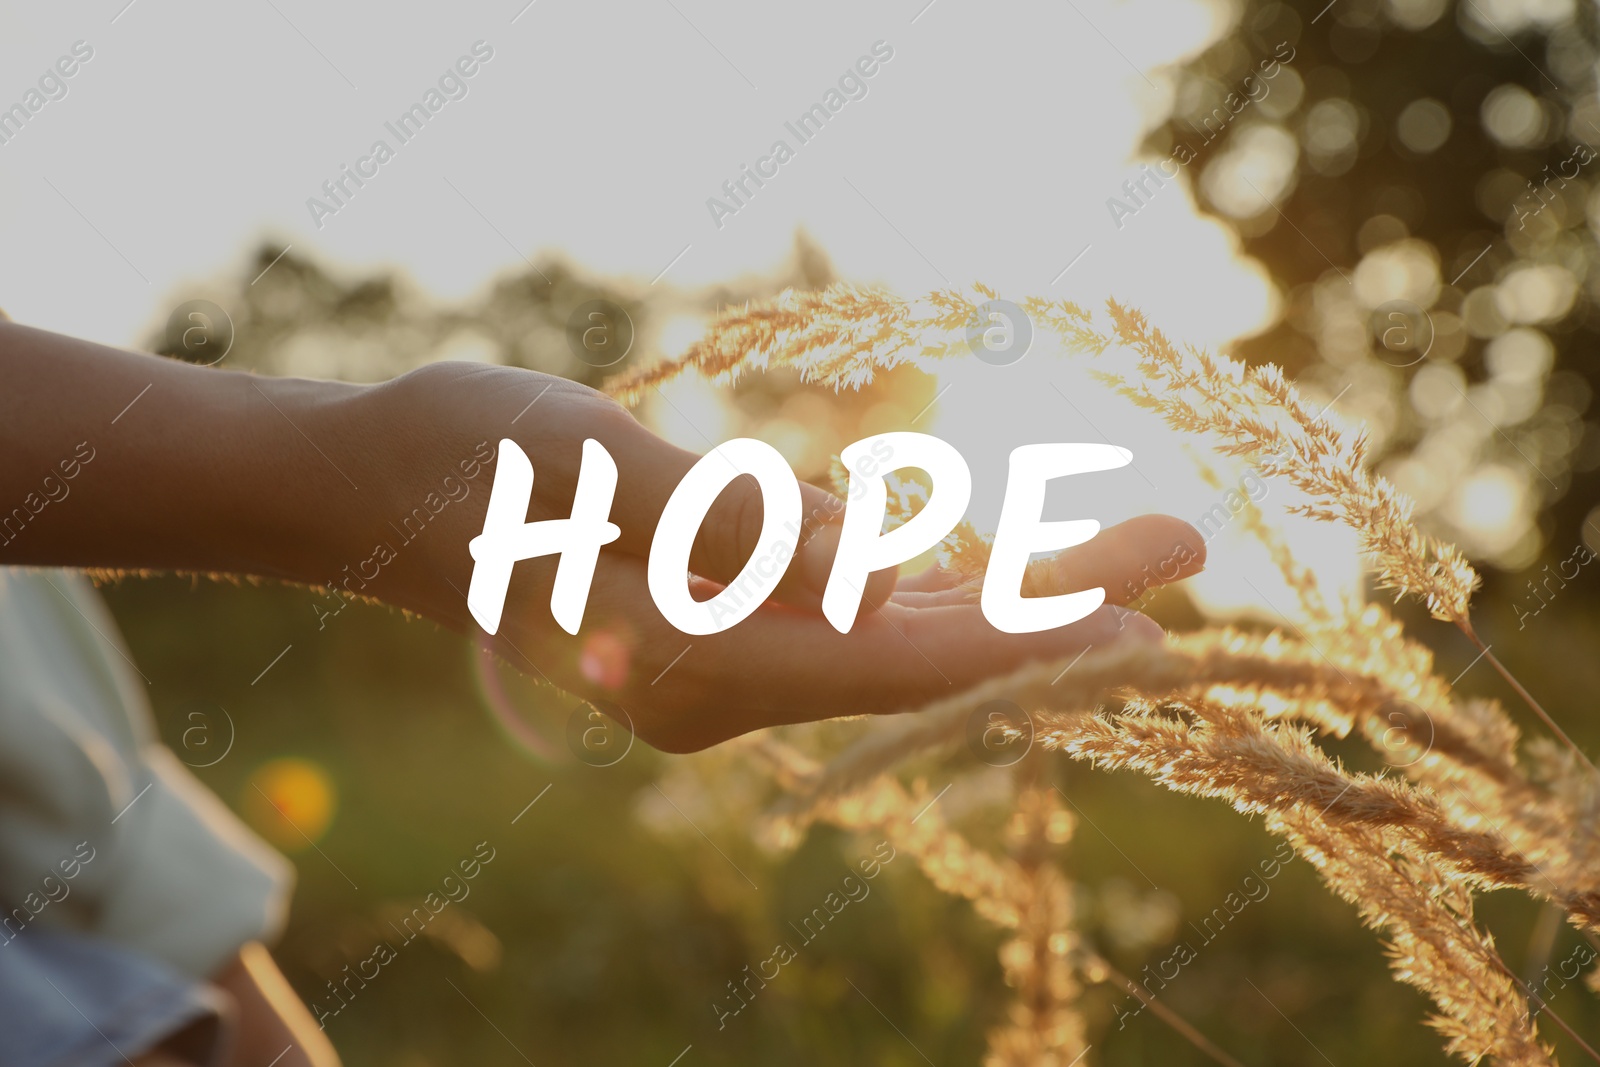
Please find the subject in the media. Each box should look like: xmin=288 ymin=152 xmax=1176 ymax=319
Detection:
xmin=7 ymin=0 xmax=1600 ymax=1062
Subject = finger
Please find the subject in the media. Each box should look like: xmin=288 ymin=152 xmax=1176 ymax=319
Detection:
xmin=1029 ymin=514 xmax=1205 ymax=605
xmin=888 ymin=584 xmax=981 ymax=608
xmin=891 ymin=514 xmax=1205 ymax=610
xmin=605 ymin=419 xmax=897 ymax=612
xmin=895 ymin=564 xmax=966 ymax=593
xmin=888 ymin=589 xmax=963 ymax=608
xmin=678 ymin=600 xmax=1161 ymax=741
xmin=842 ymin=600 xmax=1159 ymax=713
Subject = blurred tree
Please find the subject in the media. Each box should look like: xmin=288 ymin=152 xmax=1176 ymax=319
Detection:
xmin=153 ymin=232 xmax=839 ymax=388
xmin=1152 ymin=0 xmax=1600 ymax=581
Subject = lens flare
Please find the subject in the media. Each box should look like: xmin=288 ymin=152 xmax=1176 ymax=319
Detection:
xmin=578 ymin=627 xmax=632 ymax=691
xmin=471 ymin=638 xmax=562 ymax=763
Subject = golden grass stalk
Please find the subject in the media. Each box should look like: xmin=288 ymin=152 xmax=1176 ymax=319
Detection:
xmin=1027 ymin=298 xmax=1591 ymax=774
xmin=1038 ymin=702 xmax=1600 ymax=931
xmin=1020 ymin=297 xmax=1480 ymax=624
xmin=753 ymin=738 xmax=1246 ymax=1067
xmin=1281 ymin=815 xmax=1562 ymax=1065
xmin=1038 ymin=702 xmax=1596 ymax=1063
xmin=775 ymin=630 xmax=1520 ymax=820
xmin=611 ymin=286 xmax=1478 ymax=625
xmin=644 ymin=287 xmax=1600 ymax=1065
xmin=1086 ymin=957 xmax=1248 ymax=1067
xmin=606 ymin=285 xmax=981 ymax=404
xmin=1191 ymin=455 xmax=1340 ymax=626
xmin=985 ymin=778 xmax=1088 ymax=1066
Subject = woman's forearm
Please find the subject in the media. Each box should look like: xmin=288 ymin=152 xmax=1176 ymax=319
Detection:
xmin=0 ymin=320 xmax=371 ymax=585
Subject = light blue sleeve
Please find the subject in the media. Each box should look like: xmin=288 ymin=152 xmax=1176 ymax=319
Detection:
xmin=0 ymin=568 xmax=293 ymax=979
xmin=0 ymin=925 xmax=234 ymax=1066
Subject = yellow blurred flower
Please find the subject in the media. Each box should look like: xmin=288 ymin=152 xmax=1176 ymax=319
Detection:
xmin=244 ymin=757 xmax=337 ymax=852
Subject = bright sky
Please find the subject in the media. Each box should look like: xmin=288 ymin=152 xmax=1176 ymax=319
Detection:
xmin=4 ymin=0 xmax=1361 ymax=622
xmin=1 ymin=0 xmax=1268 ymax=351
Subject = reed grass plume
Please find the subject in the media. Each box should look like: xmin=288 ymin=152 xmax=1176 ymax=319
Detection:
xmin=620 ymin=286 xmax=1599 ymax=1066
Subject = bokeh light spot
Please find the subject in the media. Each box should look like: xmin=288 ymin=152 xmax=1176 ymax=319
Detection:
xmin=579 ymin=627 xmax=633 ymax=691
xmin=244 ymin=758 xmax=337 ymax=852
xmin=1396 ymin=98 xmax=1451 ymax=154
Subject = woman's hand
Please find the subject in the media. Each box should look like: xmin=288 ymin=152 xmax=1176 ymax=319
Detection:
xmin=346 ymin=363 xmax=1205 ymax=752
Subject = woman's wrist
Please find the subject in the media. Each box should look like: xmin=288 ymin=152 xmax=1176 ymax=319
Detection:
xmin=230 ymin=371 xmax=381 ymax=591
xmin=285 ymin=369 xmax=495 ymax=633
xmin=0 ymin=320 xmax=373 ymax=582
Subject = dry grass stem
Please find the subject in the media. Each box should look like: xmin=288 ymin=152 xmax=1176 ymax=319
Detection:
xmin=639 ymin=287 xmax=1600 ymax=1065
